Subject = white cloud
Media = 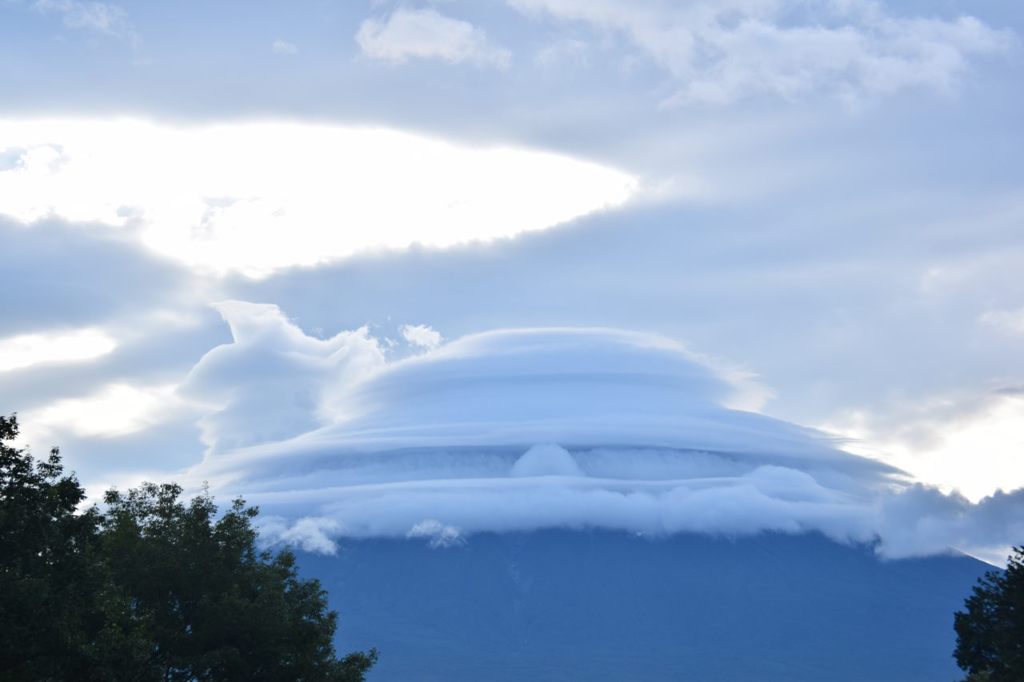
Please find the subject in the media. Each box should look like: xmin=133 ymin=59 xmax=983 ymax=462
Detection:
xmin=356 ymin=7 xmax=511 ymax=68
xmin=26 ymin=382 xmax=177 ymax=438
xmin=401 ymin=324 xmax=443 ymax=349
xmin=271 ymin=39 xmax=298 ymax=55
xmin=259 ymin=516 xmax=340 ymax=554
xmin=823 ymin=392 xmax=1024 ymax=503
xmin=511 ymin=443 xmax=583 ymax=477
xmin=178 ymin=314 xmax=1023 ymax=561
xmin=0 ymin=118 xmax=637 ymax=277
xmin=33 ymin=0 xmax=139 ymax=46
xmin=0 ymin=327 xmax=116 ymax=372
xmin=407 ymin=519 xmax=464 ymax=548
xmin=507 ymin=0 xmax=1015 ymax=105
xmin=182 ymin=301 xmax=386 ymax=452
xmin=980 ymin=306 xmax=1024 ymax=335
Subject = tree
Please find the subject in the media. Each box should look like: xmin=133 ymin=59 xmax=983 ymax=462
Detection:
xmin=100 ymin=483 xmax=376 ymax=681
xmin=0 ymin=413 xmax=375 ymax=681
xmin=954 ymin=546 xmax=1024 ymax=682
xmin=0 ymin=413 xmax=107 ymax=679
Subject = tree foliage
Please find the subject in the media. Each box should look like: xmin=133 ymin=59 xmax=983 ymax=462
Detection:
xmin=0 ymin=413 xmax=106 ymax=678
xmin=0 ymin=414 xmax=375 ymax=681
xmin=954 ymin=546 xmax=1024 ymax=682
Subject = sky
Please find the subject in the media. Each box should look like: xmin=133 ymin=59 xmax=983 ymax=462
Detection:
xmin=1 ymin=0 xmax=1022 ymax=562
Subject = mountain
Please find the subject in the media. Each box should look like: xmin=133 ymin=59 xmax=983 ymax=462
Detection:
xmin=299 ymin=530 xmax=989 ymax=681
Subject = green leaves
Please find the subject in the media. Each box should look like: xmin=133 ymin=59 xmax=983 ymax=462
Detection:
xmin=0 ymin=413 xmax=375 ymax=681
xmin=0 ymin=414 xmax=103 ymax=680
xmin=954 ymin=546 xmax=1024 ymax=682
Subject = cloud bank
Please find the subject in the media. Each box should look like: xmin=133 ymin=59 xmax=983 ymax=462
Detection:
xmin=180 ymin=302 xmax=1023 ymax=562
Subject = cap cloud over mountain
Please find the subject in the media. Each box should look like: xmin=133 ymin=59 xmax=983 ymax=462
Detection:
xmin=183 ymin=301 xmax=1024 ymax=563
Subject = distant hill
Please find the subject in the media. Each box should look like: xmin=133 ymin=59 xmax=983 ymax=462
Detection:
xmin=298 ymin=530 xmax=989 ymax=681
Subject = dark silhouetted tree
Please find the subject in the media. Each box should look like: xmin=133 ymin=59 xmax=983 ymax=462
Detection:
xmin=0 ymin=413 xmax=375 ymax=681
xmin=0 ymin=413 xmax=107 ymax=679
xmin=100 ymin=482 xmax=376 ymax=681
xmin=954 ymin=546 xmax=1024 ymax=682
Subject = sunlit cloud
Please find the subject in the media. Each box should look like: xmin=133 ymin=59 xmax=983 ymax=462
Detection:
xmin=28 ymin=382 xmax=178 ymax=438
xmin=0 ymin=327 xmax=116 ymax=372
xmin=0 ymin=118 xmax=638 ymax=277
xmin=822 ymin=393 xmax=1024 ymax=502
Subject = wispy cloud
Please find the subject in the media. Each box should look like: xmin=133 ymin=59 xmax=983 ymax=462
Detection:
xmin=33 ymin=0 xmax=139 ymax=47
xmin=980 ymin=306 xmax=1024 ymax=336
xmin=356 ymin=7 xmax=511 ymax=68
xmin=508 ymin=0 xmax=1015 ymax=105
xmin=534 ymin=37 xmax=589 ymax=68
xmin=271 ymin=39 xmax=298 ymax=55
xmin=401 ymin=324 xmax=443 ymax=349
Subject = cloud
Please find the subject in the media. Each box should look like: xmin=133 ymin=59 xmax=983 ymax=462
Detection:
xmin=0 ymin=216 xmax=190 ymax=333
xmin=875 ymin=484 xmax=1024 ymax=564
xmin=25 ymin=382 xmax=178 ymax=438
xmin=822 ymin=391 xmax=1024 ymax=503
xmin=176 ymin=311 xmax=1023 ymax=561
xmin=181 ymin=301 xmax=386 ymax=453
xmin=980 ymin=306 xmax=1024 ymax=335
xmin=0 ymin=327 xmax=115 ymax=372
xmin=401 ymin=324 xmax=442 ymax=349
xmin=511 ymin=443 xmax=582 ymax=477
xmin=271 ymin=39 xmax=298 ymax=55
xmin=507 ymin=0 xmax=1015 ymax=105
xmin=258 ymin=516 xmax=341 ymax=554
xmin=356 ymin=7 xmax=511 ymax=68
xmin=0 ymin=119 xmax=637 ymax=277
xmin=226 ymin=182 xmax=1024 ymax=503
xmin=407 ymin=519 xmax=464 ymax=548
xmin=33 ymin=0 xmax=139 ymax=47
xmin=534 ymin=37 xmax=590 ymax=68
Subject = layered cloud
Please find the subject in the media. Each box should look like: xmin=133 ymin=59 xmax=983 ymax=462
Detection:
xmin=178 ymin=302 xmax=1023 ymax=562
xmin=0 ymin=119 xmax=637 ymax=277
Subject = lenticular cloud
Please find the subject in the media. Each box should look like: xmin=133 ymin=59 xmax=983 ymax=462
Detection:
xmin=186 ymin=302 xmax=1024 ymax=561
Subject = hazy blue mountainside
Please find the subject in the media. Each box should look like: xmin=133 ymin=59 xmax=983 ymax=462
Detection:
xmin=298 ymin=531 xmax=988 ymax=681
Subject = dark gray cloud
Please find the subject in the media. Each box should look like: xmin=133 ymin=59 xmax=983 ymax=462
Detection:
xmin=0 ymin=217 xmax=189 ymax=333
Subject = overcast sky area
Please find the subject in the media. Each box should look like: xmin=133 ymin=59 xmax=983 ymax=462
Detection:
xmin=1 ymin=0 xmax=1022 ymax=562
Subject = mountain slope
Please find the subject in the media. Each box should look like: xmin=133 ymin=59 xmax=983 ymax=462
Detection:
xmin=299 ymin=530 xmax=988 ymax=681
